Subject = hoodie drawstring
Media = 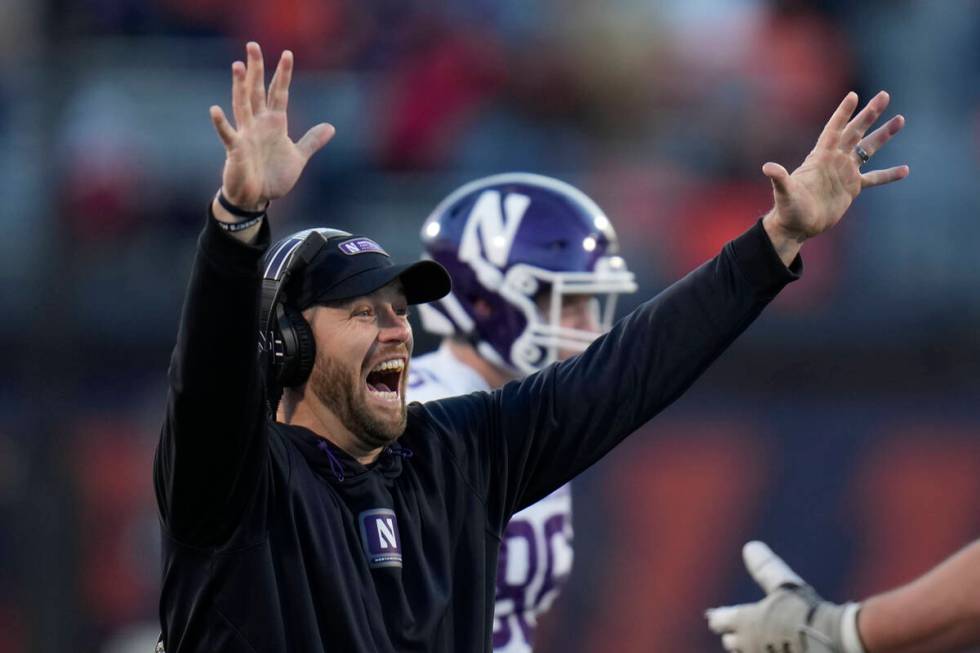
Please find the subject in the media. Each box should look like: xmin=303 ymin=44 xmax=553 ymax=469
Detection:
xmin=386 ymin=444 xmax=413 ymax=459
xmin=316 ymin=440 xmax=412 ymax=481
xmin=317 ymin=440 xmax=346 ymax=482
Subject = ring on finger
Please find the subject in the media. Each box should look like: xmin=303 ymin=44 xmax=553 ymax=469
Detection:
xmin=855 ymin=144 xmax=871 ymax=166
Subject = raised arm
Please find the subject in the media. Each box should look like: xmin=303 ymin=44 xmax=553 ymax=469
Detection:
xmin=423 ymin=92 xmax=908 ymax=528
xmin=154 ymin=42 xmax=334 ymax=545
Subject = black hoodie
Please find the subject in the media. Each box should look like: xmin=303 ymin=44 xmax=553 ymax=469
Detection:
xmin=155 ymin=212 xmax=799 ymax=652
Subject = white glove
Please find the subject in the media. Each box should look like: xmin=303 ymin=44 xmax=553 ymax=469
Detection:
xmin=705 ymin=541 xmax=866 ymax=653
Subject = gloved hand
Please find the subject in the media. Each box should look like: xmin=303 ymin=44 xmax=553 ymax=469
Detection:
xmin=705 ymin=541 xmax=866 ymax=653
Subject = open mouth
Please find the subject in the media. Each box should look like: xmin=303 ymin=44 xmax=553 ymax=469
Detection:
xmin=365 ymin=358 xmax=405 ymax=403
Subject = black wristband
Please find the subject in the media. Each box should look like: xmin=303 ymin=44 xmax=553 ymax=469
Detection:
xmin=217 ymin=189 xmax=269 ymax=219
xmin=215 ymin=214 xmax=264 ymax=232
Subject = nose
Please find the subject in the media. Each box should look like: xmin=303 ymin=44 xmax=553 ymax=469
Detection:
xmin=565 ymin=298 xmax=600 ymax=333
xmin=378 ymin=307 xmax=412 ymax=345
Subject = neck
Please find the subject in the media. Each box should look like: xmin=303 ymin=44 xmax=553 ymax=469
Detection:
xmin=444 ymin=339 xmax=516 ymax=389
xmin=279 ymin=389 xmax=383 ymax=465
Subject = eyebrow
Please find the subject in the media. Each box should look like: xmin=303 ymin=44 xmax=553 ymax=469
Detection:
xmin=318 ymin=297 xmax=356 ymax=310
xmin=320 ymin=287 xmax=408 ymax=311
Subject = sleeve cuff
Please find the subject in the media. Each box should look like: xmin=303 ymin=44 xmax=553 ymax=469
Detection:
xmin=841 ymin=602 xmax=866 ymax=653
xmin=727 ymin=218 xmax=803 ymax=298
xmin=199 ymin=202 xmax=272 ymax=277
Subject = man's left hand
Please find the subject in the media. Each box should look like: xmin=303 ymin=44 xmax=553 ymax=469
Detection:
xmin=761 ymin=91 xmax=909 ymax=264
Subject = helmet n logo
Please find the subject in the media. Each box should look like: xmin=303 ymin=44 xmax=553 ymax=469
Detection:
xmin=459 ymin=190 xmax=531 ymax=269
xmin=419 ymin=173 xmax=637 ymax=376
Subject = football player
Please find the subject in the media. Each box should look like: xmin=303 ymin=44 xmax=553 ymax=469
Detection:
xmin=408 ymin=173 xmax=638 ymax=652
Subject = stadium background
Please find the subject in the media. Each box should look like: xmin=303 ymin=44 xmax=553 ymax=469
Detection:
xmin=0 ymin=0 xmax=978 ymax=651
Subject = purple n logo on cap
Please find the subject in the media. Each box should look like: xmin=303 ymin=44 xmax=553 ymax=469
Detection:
xmin=338 ymin=237 xmax=388 ymax=257
xmin=358 ymin=508 xmax=403 ymax=568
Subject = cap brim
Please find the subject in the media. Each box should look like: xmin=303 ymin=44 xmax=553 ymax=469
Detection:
xmin=314 ymin=259 xmax=451 ymax=306
xmin=396 ymin=259 xmax=453 ymax=304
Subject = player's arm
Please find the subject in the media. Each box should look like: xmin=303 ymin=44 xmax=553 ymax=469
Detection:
xmin=706 ymin=540 xmax=980 ymax=653
xmin=449 ymin=92 xmax=909 ymax=525
xmin=858 ymin=539 xmax=980 ymax=652
xmin=154 ymin=42 xmax=334 ymax=545
xmin=414 ymin=222 xmax=797 ymax=530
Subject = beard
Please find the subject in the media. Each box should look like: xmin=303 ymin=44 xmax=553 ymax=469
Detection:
xmin=308 ymin=349 xmax=407 ymax=450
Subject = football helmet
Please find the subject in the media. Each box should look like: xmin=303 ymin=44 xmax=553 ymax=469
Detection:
xmin=419 ymin=172 xmax=636 ymax=375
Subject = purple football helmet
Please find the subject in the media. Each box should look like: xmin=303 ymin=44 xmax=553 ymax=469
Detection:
xmin=419 ymin=173 xmax=637 ymax=375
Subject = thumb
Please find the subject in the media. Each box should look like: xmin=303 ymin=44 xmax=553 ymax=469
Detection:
xmin=762 ymin=162 xmax=791 ymax=198
xmin=297 ymin=122 xmax=336 ymax=161
xmin=742 ymin=541 xmax=805 ymax=594
xmin=209 ymin=105 xmax=237 ymax=149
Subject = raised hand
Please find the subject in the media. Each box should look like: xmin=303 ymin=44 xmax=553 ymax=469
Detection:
xmin=762 ymin=91 xmax=909 ymax=264
xmin=210 ymin=42 xmax=335 ymax=211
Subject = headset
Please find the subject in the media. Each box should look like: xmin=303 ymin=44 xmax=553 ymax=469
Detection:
xmin=259 ymin=228 xmax=352 ymax=406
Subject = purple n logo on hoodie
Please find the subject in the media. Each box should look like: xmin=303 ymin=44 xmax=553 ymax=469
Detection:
xmin=358 ymin=508 xmax=403 ymax=568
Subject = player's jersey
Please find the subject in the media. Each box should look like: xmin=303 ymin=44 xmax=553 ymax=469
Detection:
xmin=408 ymin=345 xmax=574 ymax=653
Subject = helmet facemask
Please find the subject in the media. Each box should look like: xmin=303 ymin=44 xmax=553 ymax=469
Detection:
xmin=502 ymin=257 xmax=637 ymax=375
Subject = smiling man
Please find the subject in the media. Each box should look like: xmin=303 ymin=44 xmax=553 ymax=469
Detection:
xmin=154 ymin=42 xmax=908 ymax=652
xmin=266 ymin=236 xmax=447 ymax=459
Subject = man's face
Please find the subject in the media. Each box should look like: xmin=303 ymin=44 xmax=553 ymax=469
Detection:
xmin=535 ymin=292 xmax=601 ymax=361
xmin=305 ymin=281 xmax=413 ymax=450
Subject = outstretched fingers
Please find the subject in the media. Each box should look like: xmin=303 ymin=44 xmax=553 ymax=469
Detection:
xmin=840 ymin=90 xmax=890 ymax=150
xmin=706 ymin=605 xmax=749 ymax=651
xmin=245 ymin=41 xmax=266 ymax=115
xmin=815 ymin=92 xmax=859 ymax=150
xmin=721 ymin=633 xmax=742 ymax=652
xmin=230 ymin=60 xmax=251 ymax=128
xmin=862 ymin=165 xmax=910 ymax=189
xmin=853 ymin=109 xmax=909 ymax=188
xmin=296 ymin=123 xmax=337 ymax=161
xmin=706 ymin=606 xmax=740 ymax=634
xmin=267 ymin=50 xmax=294 ymax=112
xmin=857 ymin=114 xmax=905 ymax=160
xmin=209 ymin=105 xmax=237 ymax=148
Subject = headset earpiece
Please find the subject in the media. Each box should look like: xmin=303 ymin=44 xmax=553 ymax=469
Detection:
xmin=260 ymin=227 xmax=352 ymax=412
xmin=276 ymin=303 xmax=316 ymax=388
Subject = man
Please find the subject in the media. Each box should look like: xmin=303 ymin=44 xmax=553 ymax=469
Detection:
xmin=155 ymin=40 xmax=908 ymax=652
xmin=706 ymin=540 xmax=980 ymax=653
xmin=408 ymin=172 xmax=638 ymax=652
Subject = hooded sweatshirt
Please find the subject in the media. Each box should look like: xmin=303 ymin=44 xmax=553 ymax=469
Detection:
xmin=155 ymin=212 xmax=799 ymax=652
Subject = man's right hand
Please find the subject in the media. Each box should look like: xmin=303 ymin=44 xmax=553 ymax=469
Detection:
xmin=209 ymin=41 xmax=335 ymax=213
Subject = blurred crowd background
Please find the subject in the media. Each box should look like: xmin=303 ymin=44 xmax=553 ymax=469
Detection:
xmin=1 ymin=0 xmax=979 ymax=651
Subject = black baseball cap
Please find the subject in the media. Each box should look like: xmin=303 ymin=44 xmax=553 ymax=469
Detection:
xmin=284 ymin=233 xmax=452 ymax=310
